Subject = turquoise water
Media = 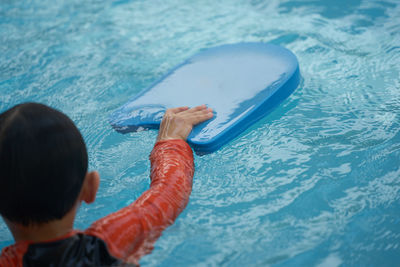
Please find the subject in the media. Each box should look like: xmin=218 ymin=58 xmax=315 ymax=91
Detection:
xmin=1 ymin=0 xmax=400 ymax=266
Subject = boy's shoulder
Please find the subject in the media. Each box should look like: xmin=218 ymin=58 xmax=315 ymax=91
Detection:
xmin=0 ymin=232 xmax=129 ymax=267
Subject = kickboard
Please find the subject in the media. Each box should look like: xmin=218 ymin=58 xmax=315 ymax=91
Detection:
xmin=110 ymin=43 xmax=300 ymax=154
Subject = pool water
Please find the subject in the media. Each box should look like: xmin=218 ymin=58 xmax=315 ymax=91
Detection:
xmin=1 ymin=0 xmax=399 ymax=266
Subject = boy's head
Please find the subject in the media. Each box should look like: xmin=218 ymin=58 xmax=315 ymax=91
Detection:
xmin=0 ymin=103 xmax=88 ymax=226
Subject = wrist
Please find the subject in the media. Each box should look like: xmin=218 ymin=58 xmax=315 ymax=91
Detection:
xmin=157 ymin=135 xmax=185 ymax=142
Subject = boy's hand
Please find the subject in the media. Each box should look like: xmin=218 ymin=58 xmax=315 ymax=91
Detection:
xmin=157 ymin=105 xmax=213 ymax=141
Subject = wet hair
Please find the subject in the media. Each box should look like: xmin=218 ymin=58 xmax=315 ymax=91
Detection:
xmin=0 ymin=103 xmax=88 ymax=226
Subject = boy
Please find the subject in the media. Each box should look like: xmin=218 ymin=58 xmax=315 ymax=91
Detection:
xmin=0 ymin=102 xmax=213 ymax=266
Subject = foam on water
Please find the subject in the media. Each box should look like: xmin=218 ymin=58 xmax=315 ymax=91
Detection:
xmin=1 ymin=0 xmax=400 ymax=266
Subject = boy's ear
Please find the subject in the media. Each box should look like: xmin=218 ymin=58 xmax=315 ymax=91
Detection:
xmin=80 ymin=171 xmax=100 ymax=204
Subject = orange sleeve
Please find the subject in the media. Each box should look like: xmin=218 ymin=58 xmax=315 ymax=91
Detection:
xmin=84 ymin=139 xmax=194 ymax=264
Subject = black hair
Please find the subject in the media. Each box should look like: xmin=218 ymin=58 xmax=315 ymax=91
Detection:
xmin=0 ymin=103 xmax=88 ymax=226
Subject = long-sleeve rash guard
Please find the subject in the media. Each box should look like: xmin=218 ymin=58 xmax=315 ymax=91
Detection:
xmin=0 ymin=139 xmax=194 ymax=267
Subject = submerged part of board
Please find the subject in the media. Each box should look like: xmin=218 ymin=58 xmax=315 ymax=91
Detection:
xmin=110 ymin=43 xmax=300 ymax=154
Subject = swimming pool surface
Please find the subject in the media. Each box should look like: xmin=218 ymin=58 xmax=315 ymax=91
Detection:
xmin=1 ymin=0 xmax=399 ymax=266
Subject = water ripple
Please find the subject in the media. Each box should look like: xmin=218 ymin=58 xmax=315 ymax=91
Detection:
xmin=1 ymin=0 xmax=400 ymax=265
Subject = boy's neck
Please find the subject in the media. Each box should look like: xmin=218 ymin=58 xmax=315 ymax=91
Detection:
xmin=4 ymin=204 xmax=78 ymax=243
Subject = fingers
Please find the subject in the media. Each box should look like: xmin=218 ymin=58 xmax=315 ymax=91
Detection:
xmin=166 ymin=104 xmax=213 ymax=125
xmin=157 ymin=105 xmax=213 ymax=141
xmin=166 ymin=104 xmax=210 ymax=116
xmin=166 ymin=106 xmax=189 ymax=115
xmin=176 ymin=104 xmax=208 ymax=115
xmin=189 ymin=104 xmax=207 ymax=112
xmin=184 ymin=106 xmax=213 ymax=126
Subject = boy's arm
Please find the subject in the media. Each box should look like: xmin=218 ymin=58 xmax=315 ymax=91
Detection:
xmin=84 ymin=139 xmax=193 ymax=263
xmin=84 ymin=105 xmax=213 ymax=264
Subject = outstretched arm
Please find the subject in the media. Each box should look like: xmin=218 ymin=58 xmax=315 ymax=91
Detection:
xmin=85 ymin=105 xmax=213 ymax=264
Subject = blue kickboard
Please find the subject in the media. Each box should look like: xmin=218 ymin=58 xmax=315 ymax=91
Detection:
xmin=110 ymin=43 xmax=300 ymax=154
